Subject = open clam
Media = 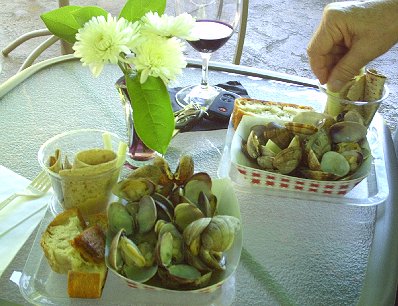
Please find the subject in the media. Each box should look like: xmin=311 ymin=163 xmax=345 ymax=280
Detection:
xmin=329 ymin=121 xmax=367 ymax=143
xmin=262 ymin=122 xmax=292 ymax=149
xmin=273 ymin=136 xmax=302 ymax=174
xmin=157 ymin=265 xmax=212 ymax=289
xmin=183 ymin=173 xmax=213 ymax=204
xmin=184 ymin=215 xmax=240 ymax=271
xmin=320 ymin=151 xmax=350 ymax=177
xmin=174 ymin=155 xmax=194 ymax=186
xmin=108 ymin=202 xmax=134 ymax=235
xmin=285 ymin=121 xmax=318 ymax=136
xmin=246 ymin=129 xmax=262 ymax=159
xmin=293 ymin=111 xmax=335 ymax=131
xmin=112 ymin=178 xmax=155 ymax=202
xmin=136 ymin=195 xmax=157 ymax=234
xmin=108 ymin=229 xmax=158 ymax=283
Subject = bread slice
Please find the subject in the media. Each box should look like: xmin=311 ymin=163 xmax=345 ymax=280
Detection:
xmin=231 ymin=98 xmax=314 ymax=129
xmin=40 ymin=208 xmax=107 ymax=299
xmin=67 ymin=269 xmax=107 ymax=299
xmin=72 ymin=225 xmax=105 ymax=264
xmin=40 ymin=208 xmax=86 ymax=273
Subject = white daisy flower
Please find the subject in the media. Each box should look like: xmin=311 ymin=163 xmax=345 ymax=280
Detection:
xmin=128 ymin=35 xmax=187 ymax=84
xmin=73 ymin=14 xmax=140 ymax=77
xmin=141 ymin=12 xmax=198 ymax=41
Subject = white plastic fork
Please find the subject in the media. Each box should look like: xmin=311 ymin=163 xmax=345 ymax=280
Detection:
xmin=0 ymin=170 xmax=51 ymax=211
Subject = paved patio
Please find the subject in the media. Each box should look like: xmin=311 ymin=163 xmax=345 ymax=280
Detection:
xmin=1 ymin=0 xmax=397 ymax=132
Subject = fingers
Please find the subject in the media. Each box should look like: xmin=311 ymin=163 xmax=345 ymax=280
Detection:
xmin=307 ymin=6 xmax=347 ymax=84
xmin=308 ymin=0 xmax=398 ymax=92
xmin=308 ymin=41 xmax=348 ymax=85
xmin=326 ymin=44 xmax=369 ymax=92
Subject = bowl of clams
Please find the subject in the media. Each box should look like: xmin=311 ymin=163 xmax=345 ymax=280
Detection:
xmin=105 ymin=155 xmax=242 ymax=292
xmin=230 ymin=107 xmax=372 ymax=196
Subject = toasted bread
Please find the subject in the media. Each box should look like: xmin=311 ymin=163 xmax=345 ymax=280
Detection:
xmin=40 ymin=208 xmax=107 ymax=299
xmin=232 ymin=98 xmax=314 ymax=129
xmin=72 ymin=225 xmax=105 ymax=264
xmin=67 ymin=270 xmax=107 ymax=299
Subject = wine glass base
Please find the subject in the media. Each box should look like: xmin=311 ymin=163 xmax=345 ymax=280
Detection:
xmin=175 ymin=85 xmax=223 ymax=108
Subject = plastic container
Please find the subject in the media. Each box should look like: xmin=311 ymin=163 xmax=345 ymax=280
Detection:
xmin=19 ymin=179 xmax=241 ymax=305
xmin=218 ymin=112 xmax=389 ymax=206
xmin=37 ymin=129 xmax=124 ymax=216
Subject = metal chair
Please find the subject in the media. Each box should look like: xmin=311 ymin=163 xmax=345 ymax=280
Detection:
xmin=1 ymin=0 xmax=72 ymax=72
xmin=1 ymin=0 xmax=248 ymax=71
xmin=234 ymin=0 xmax=249 ymax=65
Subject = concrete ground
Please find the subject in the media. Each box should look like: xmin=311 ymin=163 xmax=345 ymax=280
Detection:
xmin=0 ymin=0 xmax=397 ymax=133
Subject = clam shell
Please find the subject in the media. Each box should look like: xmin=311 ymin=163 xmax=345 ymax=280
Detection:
xmin=246 ymin=130 xmax=261 ymax=158
xmin=342 ymin=110 xmax=365 ymax=125
xmin=166 ymin=264 xmax=201 ymax=284
xmin=307 ymin=149 xmax=321 ymax=171
xmin=120 ymin=235 xmax=146 ymax=268
xmin=123 ymin=264 xmax=158 ymax=283
xmin=174 ymin=155 xmax=194 ymax=185
xmin=157 ymin=231 xmax=173 ymax=267
xmin=285 ymin=121 xmax=318 ymax=136
xmin=151 ymin=193 xmax=174 ymax=221
xmin=257 ymin=155 xmax=274 ymax=170
xmin=183 ymin=175 xmax=213 ymax=205
xmin=273 ymin=146 xmax=302 ymax=174
xmin=263 ymin=122 xmax=293 ymax=149
xmin=293 ymin=111 xmax=335 ymax=130
xmin=137 ymin=195 xmax=157 ymax=234
xmin=299 ymin=169 xmax=340 ymax=181
xmin=174 ymin=203 xmax=204 ymax=231
xmin=112 ymin=178 xmax=155 ymax=202
xmin=108 ymin=202 xmax=134 ymax=235
xmin=183 ymin=217 xmax=212 ymax=248
xmin=341 ymin=150 xmax=364 ymax=172
xmin=109 ymin=228 xmax=124 ymax=271
xmin=304 ymin=129 xmax=332 ymax=159
xmin=329 ymin=121 xmax=367 ymax=143
xmin=185 ymin=249 xmax=212 ymax=272
xmin=199 ymin=249 xmax=226 ymax=270
xmin=320 ymin=151 xmax=350 ymax=177
xmin=201 ymin=215 xmax=240 ymax=253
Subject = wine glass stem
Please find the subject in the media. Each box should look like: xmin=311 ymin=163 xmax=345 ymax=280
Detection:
xmin=200 ymin=52 xmax=212 ymax=89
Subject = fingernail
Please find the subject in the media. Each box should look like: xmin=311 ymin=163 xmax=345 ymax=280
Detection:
xmin=328 ymin=80 xmax=343 ymax=92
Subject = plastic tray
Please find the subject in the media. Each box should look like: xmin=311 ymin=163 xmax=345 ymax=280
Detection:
xmin=218 ymin=112 xmax=389 ymax=206
xmin=19 ymin=179 xmax=240 ymax=306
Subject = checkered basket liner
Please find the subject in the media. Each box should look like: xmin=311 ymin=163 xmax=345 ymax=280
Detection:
xmin=232 ymin=162 xmax=364 ymax=196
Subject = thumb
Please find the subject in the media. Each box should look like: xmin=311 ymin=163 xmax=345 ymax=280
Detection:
xmin=327 ymin=47 xmax=368 ymax=92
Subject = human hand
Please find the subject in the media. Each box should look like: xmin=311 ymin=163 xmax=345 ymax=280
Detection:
xmin=307 ymin=0 xmax=398 ymax=92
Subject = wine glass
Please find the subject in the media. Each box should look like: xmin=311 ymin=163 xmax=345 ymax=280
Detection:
xmin=175 ymin=0 xmax=242 ymax=107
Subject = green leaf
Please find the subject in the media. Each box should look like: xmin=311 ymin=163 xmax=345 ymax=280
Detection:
xmin=72 ymin=6 xmax=108 ymax=27
xmin=119 ymin=0 xmax=167 ymax=22
xmin=41 ymin=6 xmax=82 ymax=43
xmin=125 ymin=74 xmax=174 ymax=155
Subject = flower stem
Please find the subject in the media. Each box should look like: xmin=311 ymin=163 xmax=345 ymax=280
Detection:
xmin=118 ymin=61 xmax=128 ymax=75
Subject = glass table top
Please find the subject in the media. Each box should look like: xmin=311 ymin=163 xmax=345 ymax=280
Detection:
xmin=0 ymin=57 xmax=397 ymax=305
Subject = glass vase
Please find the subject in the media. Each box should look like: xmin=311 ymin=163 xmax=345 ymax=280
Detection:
xmin=115 ymin=77 xmax=158 ymax=168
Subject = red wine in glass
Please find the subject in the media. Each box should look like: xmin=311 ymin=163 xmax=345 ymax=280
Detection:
xmin=188 ymin=20 xmax=234 ymax=53
xmin=174 ymin=0 xmax=241 ymax=107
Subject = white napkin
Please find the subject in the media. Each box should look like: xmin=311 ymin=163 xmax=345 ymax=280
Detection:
xmin=0 ymin=165 xmax=51 ymax=277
